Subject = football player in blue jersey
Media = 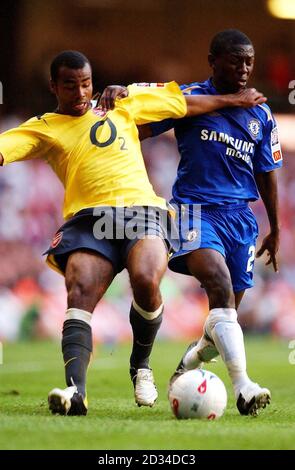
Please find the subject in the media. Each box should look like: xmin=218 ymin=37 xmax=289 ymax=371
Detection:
xmin=102 ymin=29 xmax=282 ymax=416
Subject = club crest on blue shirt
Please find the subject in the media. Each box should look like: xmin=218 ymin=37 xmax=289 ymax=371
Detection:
xmin=248 ymin=119 xmax=261 ymax=138
xmin=186 ymin=230 xmax=198 ymax=242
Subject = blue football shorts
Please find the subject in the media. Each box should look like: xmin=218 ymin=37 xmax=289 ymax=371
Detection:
xmin=45 ymin=206 xmax=176 ymax=275
xmin=168 ymin=203 xmax=259 ymax=292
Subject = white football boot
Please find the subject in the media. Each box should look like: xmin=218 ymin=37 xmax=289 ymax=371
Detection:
xmin=131 ymin=368 xmax=158 ymax=407
xmin=236 ymin=382 xmax=271 ymax=416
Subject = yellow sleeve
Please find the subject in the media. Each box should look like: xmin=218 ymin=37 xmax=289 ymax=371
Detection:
xmin=122 ymin=81 xmax=187 ymax=125
xmin=0 ymin=116 xmax=54 ymax=165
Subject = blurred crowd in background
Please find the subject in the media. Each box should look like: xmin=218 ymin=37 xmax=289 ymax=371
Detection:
xmin=0 ymin=0 xmax=295 ymax=343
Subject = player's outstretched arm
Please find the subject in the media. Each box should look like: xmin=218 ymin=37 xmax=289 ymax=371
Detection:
xmin=138 ymin=89 xmax=267 ymax=140
xmin=255 ymin=170 xmax=280 ymax=272
xmin=185 ymin=88 xmax=267 ymax=117
xmin=100 ymin=84 xmax=266 ymax=115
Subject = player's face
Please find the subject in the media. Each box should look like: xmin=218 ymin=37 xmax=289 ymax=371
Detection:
xmin=51 ymin=63 xmax=93 ymax=116
xmin=210 ymin=45 xmax=255 ymax=93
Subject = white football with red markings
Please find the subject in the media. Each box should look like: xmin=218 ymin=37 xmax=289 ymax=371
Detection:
xmin=168 ymin=369 xmax=227 ymax=420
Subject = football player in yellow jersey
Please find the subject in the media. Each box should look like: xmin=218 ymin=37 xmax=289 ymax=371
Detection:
xmin=0 ymin=50 xmax=266 ymax=416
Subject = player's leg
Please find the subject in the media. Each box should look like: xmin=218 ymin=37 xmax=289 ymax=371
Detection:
xmin=174 ymin=274 xmax=246 ymax=377
xmin=126 ymin=237 xmax=167 ymax=406
xmin=177 ymin=248 xmax=255 ymax=403
xmin=49 ymin=250 xmax=114 ymax=415
xmin=227 ymin=238 xmax=271 ymax=415
xmin=235 ymin=290 xmax=245 ymax=309
xmin=175 ymin=248 xmax=233 ymax=372
xmin=171 ymin=205 xmax=270 ymax=415
xmin=64 ymin=250 xmax=114 ymax=392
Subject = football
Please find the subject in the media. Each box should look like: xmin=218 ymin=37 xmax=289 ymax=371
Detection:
xmin=168 ymin=369 xmax=227 ymax=420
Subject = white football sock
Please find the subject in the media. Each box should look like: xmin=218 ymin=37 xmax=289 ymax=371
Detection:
xmin=183 ymin=325 xmax=219 ymax=369
xmin=132 ymin=299 xmax=163 ymax=320
xmin=66 ymin=308 xmax=92 ymax=325
xmin=206 ymin=308 xmax=251 ymax=398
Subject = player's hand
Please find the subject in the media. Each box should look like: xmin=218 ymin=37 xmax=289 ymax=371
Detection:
xmin=99 ymin=85 xmax=128 ymax=111
xmin=231 ymin=88 xmax=267 ymax=108
xmin=256 ymin=231 xmax=280 ymax=272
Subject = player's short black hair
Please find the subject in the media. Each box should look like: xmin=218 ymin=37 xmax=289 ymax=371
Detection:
xmin=50 ymin=50 xmax=91 ymax=82
xmin=210 ymin=29 xmax=253 ymax=57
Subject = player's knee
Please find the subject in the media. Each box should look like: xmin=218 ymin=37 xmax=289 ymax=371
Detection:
xmin=66 ymin=278 xmax=99 ymax=310
xmin=204 ymin=271 xmax=234 ymax=307
xmin=134 ymin=270 xmax=161 ymax=294
xmin=131 ymin=269 xmax=162 ymax=301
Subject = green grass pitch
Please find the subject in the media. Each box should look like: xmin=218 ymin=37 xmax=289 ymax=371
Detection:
xmin=0 ymin=336 xmax=295 ymax=450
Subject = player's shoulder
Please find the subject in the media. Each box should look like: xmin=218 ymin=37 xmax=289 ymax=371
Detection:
xmin=180 ymin=79 xmax=211 ymax=95
xmin=252 ymin=102 xmax=274 ymax=125
xmin=21 ymin=113 xmax=53 ymax=128
xmin=123 ymin=82 xmax=180 ymax=109
xmin=14 ymin=113 xmax=60 ymax=141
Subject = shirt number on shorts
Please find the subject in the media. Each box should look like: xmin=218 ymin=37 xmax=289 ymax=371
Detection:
xmin=246 ymin=245 xmax=256 ymax=272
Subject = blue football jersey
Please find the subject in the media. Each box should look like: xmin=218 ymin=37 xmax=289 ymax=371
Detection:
xmin=150 ymin=78 xmax=283 ymax=205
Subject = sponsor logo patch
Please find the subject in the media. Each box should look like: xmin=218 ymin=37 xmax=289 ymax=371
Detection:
xmin=271 ymin=127 xmax=279 ymax=146
xmin=273 ymin=150 xmax=282 ymax=162
xmin=134 ymin=82 xmax=165 ymax=87
xmin=271 ymin=126 xmax=282 ymax=163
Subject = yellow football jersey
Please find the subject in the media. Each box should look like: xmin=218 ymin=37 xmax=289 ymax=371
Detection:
xmin=0 ymin=81 xmax=186 ymax=220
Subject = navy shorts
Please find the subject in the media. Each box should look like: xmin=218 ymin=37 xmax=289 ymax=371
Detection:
xmin=168 ymin=203 xmax=259 ymax=292
xmin=45 ymin=206 xmax=176 ymax=275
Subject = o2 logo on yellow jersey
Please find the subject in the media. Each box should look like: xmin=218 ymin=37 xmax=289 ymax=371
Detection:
xmin=90 ymin=118 xmax=117 ymax=147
